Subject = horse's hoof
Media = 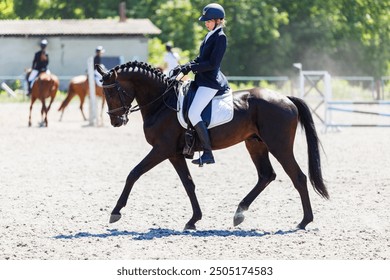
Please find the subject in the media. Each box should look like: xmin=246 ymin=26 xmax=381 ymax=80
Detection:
xmin=109 ymin=214 xmax=122 ymax=223
xmin=296 ymin=222 xmax=307 ymax=230
xmin=233 ymin=213 xmax=245 ymax=226
xmin=233 ymin=205 xmax=247 ymax=226
xmin=184 ymin=223 xmax=196 ymax=231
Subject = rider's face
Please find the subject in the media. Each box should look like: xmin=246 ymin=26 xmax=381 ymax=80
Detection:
xmin=205 ymin=20 xmax=216 ymax=31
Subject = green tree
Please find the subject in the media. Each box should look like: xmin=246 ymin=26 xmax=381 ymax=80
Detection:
xmin=2 ymin=0 xmax=389 ymax=78
xmin=0 ymin=0 xmax=16 ymax=19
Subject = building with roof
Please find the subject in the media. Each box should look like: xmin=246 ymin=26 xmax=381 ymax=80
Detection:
xmin=0 ymin=19 xmax=161 ymax=88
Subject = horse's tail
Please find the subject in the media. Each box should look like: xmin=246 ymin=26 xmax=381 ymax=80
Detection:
xmin=288 ymin=96 xmax=329 ymax=199
xmin=58 ymin=84 xmax=75 ymax=111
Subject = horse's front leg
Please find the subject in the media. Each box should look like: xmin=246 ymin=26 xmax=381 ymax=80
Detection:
xmin=110 ymin=147 xmax=167 ymax=223
xmin=169 ymin=155 xmax=202 ymax=230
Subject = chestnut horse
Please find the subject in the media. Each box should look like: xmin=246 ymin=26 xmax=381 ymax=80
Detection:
xmin=58 ymin=75 xmax=105 ymax=121
xmin=97 ymin=61 xmax=329 ymax=230
xmin=28 ymin=71 xmax=59 ymax=127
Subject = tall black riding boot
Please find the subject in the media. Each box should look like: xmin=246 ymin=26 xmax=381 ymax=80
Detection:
xmin=27 ymin=81 xmax=32 ymax=96
xmin=191 ymin=121 xmax=215 ymax=166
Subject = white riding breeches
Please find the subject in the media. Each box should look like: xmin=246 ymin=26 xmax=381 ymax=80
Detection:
xmin=28 ymin=70 xmax=39 ymax=82
xmin=28 ymin=69 xmax=51 ymax=82
xmin=94 ymin=69 xmax=103 ymax=87
xmin=188 ymin=86 xmax=218 ymax=126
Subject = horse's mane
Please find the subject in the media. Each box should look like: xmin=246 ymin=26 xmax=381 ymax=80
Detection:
xmin=110 ymin=61 xmax=171 ymax=86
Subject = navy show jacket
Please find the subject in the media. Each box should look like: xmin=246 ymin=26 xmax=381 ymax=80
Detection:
xmin=191 ymin=28 xmax=229 ymax=91
xmin=32 ymin=50 xmax=49 ymax=72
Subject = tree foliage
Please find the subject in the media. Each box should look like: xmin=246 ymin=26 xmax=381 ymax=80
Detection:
xmin=1 ymin=0 xmax=389 ymax=77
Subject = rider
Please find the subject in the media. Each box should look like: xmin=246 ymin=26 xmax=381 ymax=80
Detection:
xmin=27 ymin=39 xmax=49 ymax=96
xmin=163 ymin=42 xmax=180 ymax=75
xmin=174 ymin=3 xmax=229 ymax=166
xmin=94 ymin=46 xmax=105 ymax=87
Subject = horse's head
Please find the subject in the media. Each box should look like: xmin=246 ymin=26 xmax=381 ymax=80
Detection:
xmin=97 ymin=65 xmax=135 ymax=127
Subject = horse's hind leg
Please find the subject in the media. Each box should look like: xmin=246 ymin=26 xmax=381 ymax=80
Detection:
xmin=271 ymin=145 xmax=313 ymax=230
xmin=28 ymin=96 xmax=37 ymax=127
xmin=47 ymin=95 xmax=55 ymax=112
xmin=41 ymin=99 xmax=48 ymax=127
xmin=234 ymin=138 xmax=276 ymax=226
xmin=79 ymin=93 xmax=87 ymax=121
xmin=45 ymin=95 xmax=55 ymax=127
xmin=169 ymin=155 xmax=202 ymax=230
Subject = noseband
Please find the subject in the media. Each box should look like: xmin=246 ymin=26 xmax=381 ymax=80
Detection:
xmin=102 ymin=81 xmax=135 ymax=125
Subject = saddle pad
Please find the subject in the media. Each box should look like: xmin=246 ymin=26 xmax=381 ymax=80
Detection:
xmin=177 ymin=80 xmax=234 ymax=129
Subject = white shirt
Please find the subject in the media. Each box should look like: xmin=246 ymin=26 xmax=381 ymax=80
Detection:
xmin=204 ymin=26 xmax=222 ymax=43
xmin=164 ymin=51 xmax=180 ymax=73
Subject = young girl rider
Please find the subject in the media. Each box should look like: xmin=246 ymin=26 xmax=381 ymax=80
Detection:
xmin=27 ymin=39 xmax=49 ymax=95
xmin=175 ymin=3 xmax=229 ymax=166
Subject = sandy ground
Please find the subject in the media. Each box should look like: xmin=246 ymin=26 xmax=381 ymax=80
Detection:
xmin=0 ymin=99 xmax=389 ymax=260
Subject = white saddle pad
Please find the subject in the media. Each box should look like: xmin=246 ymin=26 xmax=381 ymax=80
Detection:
xmin=177 ymin=80 xmax=234 ymax=129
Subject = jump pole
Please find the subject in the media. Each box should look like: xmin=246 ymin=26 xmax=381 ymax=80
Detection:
xmin=87 ymin=56 xmax=97 ymax=126
xmin=1 ymin=82 xmax=17 ymax=97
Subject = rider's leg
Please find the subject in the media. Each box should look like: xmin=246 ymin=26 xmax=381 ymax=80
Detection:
xmin=188 ymin=86 xmax=218 ymax=166
xmin=27 ymin=70 xmax=38 ymax=95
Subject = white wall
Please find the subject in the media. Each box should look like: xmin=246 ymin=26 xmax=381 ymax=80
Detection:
xmin=1 ymin=36 xmax=149 ymax=77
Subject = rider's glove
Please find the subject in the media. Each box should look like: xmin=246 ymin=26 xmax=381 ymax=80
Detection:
xmin=180 ymin=63 xmax=192 ymax=75
xmin=169 ymin=65 xmax=181 ymax=78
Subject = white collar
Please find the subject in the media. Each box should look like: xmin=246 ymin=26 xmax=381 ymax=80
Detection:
xmin=204 ymin=26 xmax=222 ymax=42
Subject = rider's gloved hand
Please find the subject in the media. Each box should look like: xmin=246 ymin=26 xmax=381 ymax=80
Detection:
xmin=180 ymin=63 xmax=192 ymax=75
xmin=169 ymin=65 xmax=181 ymax=78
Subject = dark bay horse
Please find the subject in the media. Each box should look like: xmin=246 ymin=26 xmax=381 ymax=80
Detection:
xmin=28 ymin=71 xmax=59 ymax=127
xmin=58 ymin=75 xmax=105 ymax=121
xmin=97 ymin=61 xmax=329 ymax=230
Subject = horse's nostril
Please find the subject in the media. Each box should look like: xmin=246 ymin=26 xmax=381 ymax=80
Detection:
xmin=112 ymin=118 xmax=123 ymax=127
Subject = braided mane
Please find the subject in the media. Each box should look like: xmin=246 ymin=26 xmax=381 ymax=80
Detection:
xmin=110 ymin=61 xmax=170 ymax=86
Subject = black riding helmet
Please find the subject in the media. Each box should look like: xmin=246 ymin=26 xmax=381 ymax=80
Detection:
xmin=199 ymin=3 xmax=225 ymax=21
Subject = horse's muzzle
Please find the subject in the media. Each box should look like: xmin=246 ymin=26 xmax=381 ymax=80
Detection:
xmin=111 ymin=114 xmax=129 ymax=127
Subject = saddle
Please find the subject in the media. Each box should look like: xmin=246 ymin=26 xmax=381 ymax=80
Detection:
xmin=28 ymin=70 xmax=51 ymax=89
xmin=177 ymin=80 xmax=234 ymax=158
xmin=177 ymin=80 xmax=233 ymax=129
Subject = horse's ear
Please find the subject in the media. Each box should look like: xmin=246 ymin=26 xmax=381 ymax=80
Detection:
xmin=96 ymin=64 xmax=107 ymax=76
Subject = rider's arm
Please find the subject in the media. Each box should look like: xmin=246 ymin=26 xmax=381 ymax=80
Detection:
xmin=190 ymin=34 xmax=226 ymax=73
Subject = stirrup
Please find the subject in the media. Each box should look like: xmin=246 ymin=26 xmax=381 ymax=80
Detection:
xmin=183 ymin=128 xmax=195 ymax=159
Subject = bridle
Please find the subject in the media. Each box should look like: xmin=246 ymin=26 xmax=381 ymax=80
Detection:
xmin=102 ymin=81 xmax=133 ymax=125
xmin=102 ymin=74 xmax=181 ymax=124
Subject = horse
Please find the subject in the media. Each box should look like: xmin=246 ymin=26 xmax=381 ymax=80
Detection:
xmin=27 ymin=70 xmax=59 ymax=127
xmin=96 ymin=61 xmax=329 ymax=230
xmin=58 ymin=75 xmax=105 ymax=121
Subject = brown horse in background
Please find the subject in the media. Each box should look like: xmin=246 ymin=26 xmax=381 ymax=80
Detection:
xmin=58 ymin=75 xmax=105 ymax=121
xmin=28 ymin=71 xmax=59 ymax=127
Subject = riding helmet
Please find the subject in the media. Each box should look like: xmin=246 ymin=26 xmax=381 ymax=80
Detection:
xmin=199 ymin=3 xmax=225 ymax=21
xmin=40 ymin=39 xmax=48 ymax=48
xmin=165 ymin=42 xmax=173 ymax=51
xmin=96 ymin=45 xmax=105 ymax=53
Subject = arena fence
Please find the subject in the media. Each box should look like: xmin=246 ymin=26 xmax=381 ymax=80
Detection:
xmin=297 ymin=71 xmax=390 ymax=129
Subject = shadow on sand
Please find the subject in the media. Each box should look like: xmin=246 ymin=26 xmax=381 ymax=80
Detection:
xmin=53 ymin=228 xmax=304 ymax=241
